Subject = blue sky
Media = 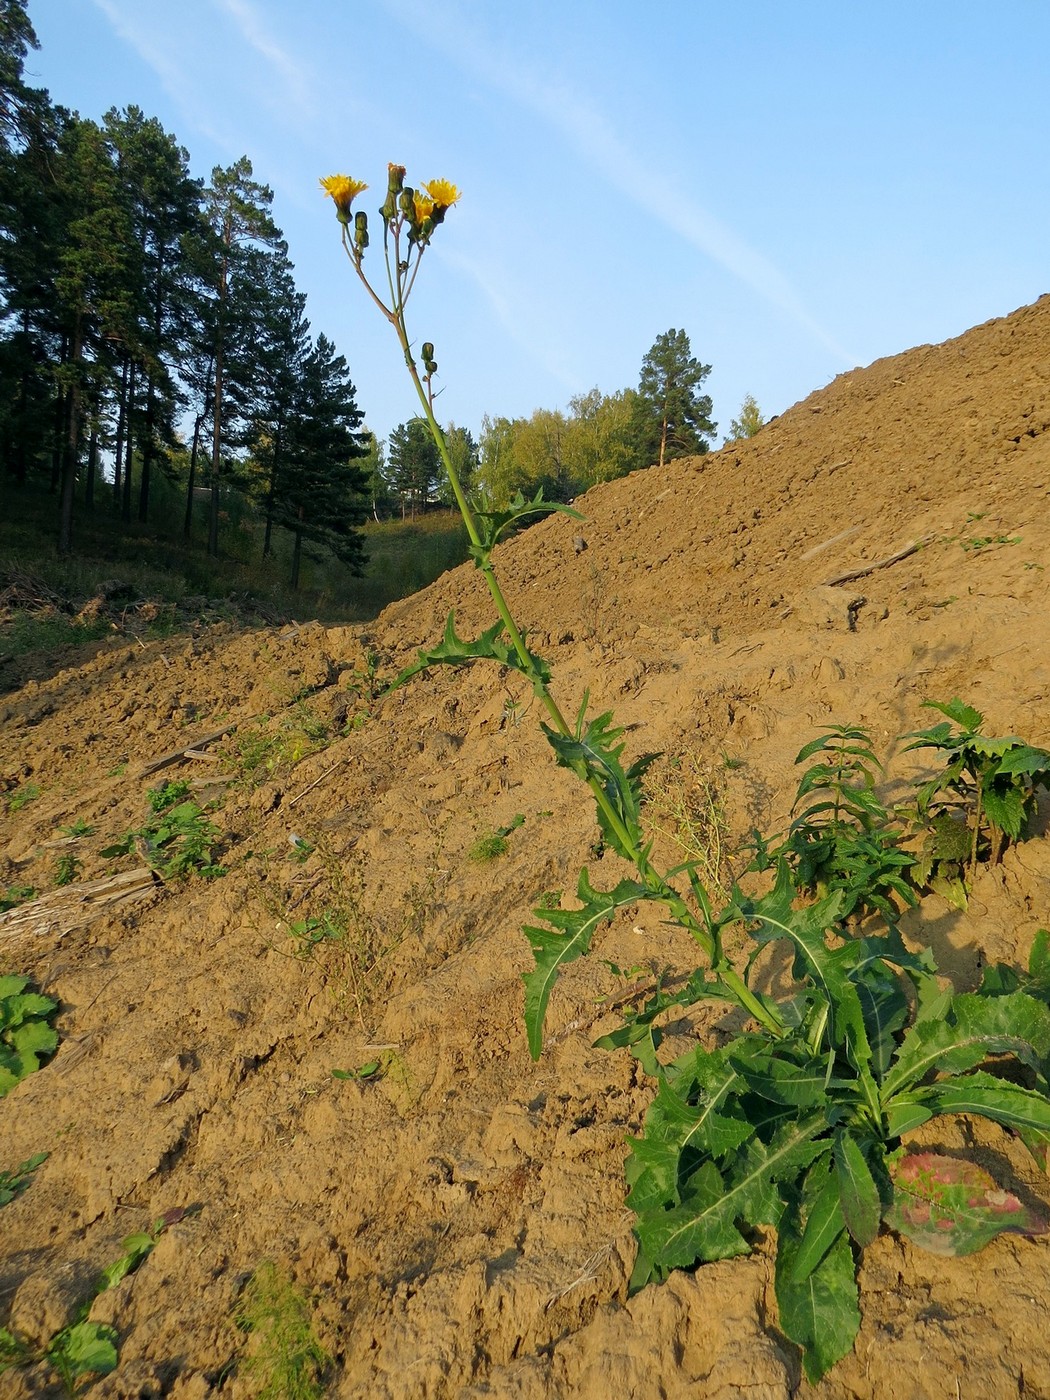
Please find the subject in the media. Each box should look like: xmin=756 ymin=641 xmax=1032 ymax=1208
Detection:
xmin=25 ymin=0 xmax=1050 ymax=449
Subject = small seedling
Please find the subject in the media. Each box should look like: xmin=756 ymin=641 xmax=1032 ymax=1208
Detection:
xmin=0 ymin=884 xmax=36 ymax=913
xmin=904 ymin=697 xmax=1050 ymax=872
xmin=52 ymin=854 xmax=82 ymax=888
xmin=103 ymin=785 xmax=225 ymax=881
xmin=0 ymin=1215 xmax=174 ymax=1393
xmin=56 ymin=819 xmax=94 ymax=838
xmin=0 ymin=1152 xmax=47 ymax=1206
xmin=287 ymin=913 xmax=344 ymax=958
xmin=469 ymin=813 xmax=525 ymax=863
xmin=332 ymin=1060 xmax=381 ymax=1082
xmin=5 ymin=783 xmax=40 ymax=814
xmin=0 ymin=975 xmax=58 ymax=1096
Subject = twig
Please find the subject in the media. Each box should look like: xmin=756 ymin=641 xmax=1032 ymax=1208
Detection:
xmin=289 ymin=756 xmax=347 ymax=808
xmin=821 ymin=536 xmax=933 ymax=586
xmin=137 ymin=723 xmax=238 ymax=777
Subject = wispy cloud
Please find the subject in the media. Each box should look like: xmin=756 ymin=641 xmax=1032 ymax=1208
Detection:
xmin=381 ymin=0 xmax=857 ymax=366
xmin=212 ymin=0 xmax=316 ymax=119
xmin=90 ymin=0 xmax=317 ymax=151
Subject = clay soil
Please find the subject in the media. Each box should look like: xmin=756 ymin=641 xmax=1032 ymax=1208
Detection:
xmin=3 ymin=296 xmax=1050 ymax=1399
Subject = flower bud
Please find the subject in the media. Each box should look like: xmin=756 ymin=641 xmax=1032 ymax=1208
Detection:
xmin=381 ymin=163 xmax=405 ymax=222
xmin=354 ymin=210 xmax=369 ymax=254
xmin=422 ymin=342 xmax=437 ymax=375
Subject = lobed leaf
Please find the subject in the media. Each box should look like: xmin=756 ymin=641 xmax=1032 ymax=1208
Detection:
xmin=522 ymin=870 xmax=647 ymax=1059
xmin=776 ymin=1207 xmax=860 ymax=1384
xmin=883 ymin=991 xmax=1050 ymax=1099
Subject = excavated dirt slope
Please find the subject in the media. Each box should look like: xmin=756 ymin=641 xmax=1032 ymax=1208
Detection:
xmin=2 ymin=295 xmax=1050 ymax=1399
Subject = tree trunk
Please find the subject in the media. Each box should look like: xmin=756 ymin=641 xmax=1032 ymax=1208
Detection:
xmin=85 ymin=419 xmax=98 ymax=510
xmin=208 ymin=341 xmax=223 ymax=556
xmin=290 ymin=523 xmax=302 ymax=590
xmin=112 ymin=355 xmax=128 ymax=510
xmin=57 ymin=320 xmax=83 ymax=555
xmin=121 ymin=359 xmax=136 ymax=523
xmin=138 ymin=364 xmax=155 ymax=523
xmin=263 ymin=422 xmax=281 ymax=558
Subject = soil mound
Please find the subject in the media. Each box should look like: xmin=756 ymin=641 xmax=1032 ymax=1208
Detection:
xmin=2 ymin=296 xmax=1050 ymax=1399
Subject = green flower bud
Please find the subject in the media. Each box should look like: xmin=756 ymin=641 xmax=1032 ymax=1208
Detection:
xmin=381 ymin=163 xmax=405 ymax=222
xmin=354 ymin=210 xmax=369 ymax=253
xmin=422 ymin=342 xmax=437 ymax=375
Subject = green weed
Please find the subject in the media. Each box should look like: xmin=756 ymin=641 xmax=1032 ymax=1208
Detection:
xmin=102 ymin=783 xmax=226 ymax=880
xmin=0 ymin=975 xmax=58 ymax=1096
xmin=235 ymin=1262 xmax=330 ymax=1400
xmin=0 ymin=884 xmax=36 ymax=913
xmin=0 ymin=1152 xmax=47 ymax=1207
xmin=52 ymin=854 xmax=82 ymax=887
xmin=0 ymin=1217 xmax=170 ymax=1394
xmin=469 ymin=813 xmax=525 ymax=862
xmin=329 ymin=159 xmax=1050 ymax=1383
xmin=5 ymin=782 xmax=40 ymax=814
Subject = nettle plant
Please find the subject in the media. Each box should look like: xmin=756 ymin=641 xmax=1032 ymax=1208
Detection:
xmin=323 ymin=167 xmax=1050 ymax=1380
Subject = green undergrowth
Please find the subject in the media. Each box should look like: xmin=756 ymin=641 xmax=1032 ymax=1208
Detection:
xmin=0 ymin=1216 xmax=174 ymax=1394
xmin=235 ymin=1262 xmax=330 ymax=1400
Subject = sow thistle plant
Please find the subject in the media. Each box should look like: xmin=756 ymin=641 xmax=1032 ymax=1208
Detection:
xmin=323 ymin=167 xmax=1050 ymax=1380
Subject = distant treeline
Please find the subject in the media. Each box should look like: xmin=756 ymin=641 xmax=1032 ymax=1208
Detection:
xmin=0 ymin=0 xmax=370 ymax=587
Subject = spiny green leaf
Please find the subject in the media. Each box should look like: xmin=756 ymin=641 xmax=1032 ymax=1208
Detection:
xmin=541 ymin=708 xmax=657 ymax=861
xmin=883 ymin=992 xmax=1050 ymax=1099
xmin=833 ymin=1130 xmax=881 ymax=1247
xmin=915 ymin=1071 xmax=1050 ymax=1144
xmin=389 ymin=612 xmax=550 ymax=692
xmin=727 ymin=1038 xmax=829 ymax=1108
xmin=776 ymin=1203 xmax=860 ymax=1384
xmin=636 ymin=1115 xmax=828 ymax=1271
xmin=921 ymin=697 xmax=985 ymax=733
xmin=522 ymin=871 xmax=647 ymax=1059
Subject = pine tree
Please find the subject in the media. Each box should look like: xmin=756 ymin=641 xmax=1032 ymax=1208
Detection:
xmin=201 ymin=157 xmax=284 ymax=555
xmin=635 ymin=328 xmax=716 ymax=468
xmin=274 ymin=333 xmax=368 ymax=590
xmin=387 ymin=418 xmax=440 ymax=518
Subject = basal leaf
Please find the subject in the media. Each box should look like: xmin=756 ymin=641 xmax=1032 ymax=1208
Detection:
xmin=636 ymin=1115 xmax=827 ymax=1272
xmin=47 ymin=1321 xmax=119 ymax=1382
xmin=785 ymin=1156 xmax=844 ymax=1285
xmin=883 ymin=992 xmax=1050 ymax=1099
xmin=727 ymin=1038 xmax=829 ymax=1108
xmin=776 ymin=1196 xmax=860 ymax=1384
xmin=886 ymin=1151 xmax=1049 ymax=1256
xmin=833 ymin=1130 xmax=881 ymax=1248
xmin=522 ymin=871 xmax=646 ymax=1059
xmin=915 ymin=1071 xmax=1050 ymax=1143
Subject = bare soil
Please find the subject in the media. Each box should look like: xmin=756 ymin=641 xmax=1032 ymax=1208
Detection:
xmin=3 ymin=295 xmax=1050 ymax=1399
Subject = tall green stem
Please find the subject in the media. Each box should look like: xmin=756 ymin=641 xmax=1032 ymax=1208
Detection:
xmin=341 ymin=217 xmax=783 ymax=1040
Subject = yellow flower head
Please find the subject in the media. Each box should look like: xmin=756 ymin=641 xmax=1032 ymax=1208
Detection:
xmin=319 ymin=175 xmax=369 ymax=216
xmin=412 ymin=190 xmax=435 ymax=223
xmin=423 ymin=178 xmax=461 ymax=210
